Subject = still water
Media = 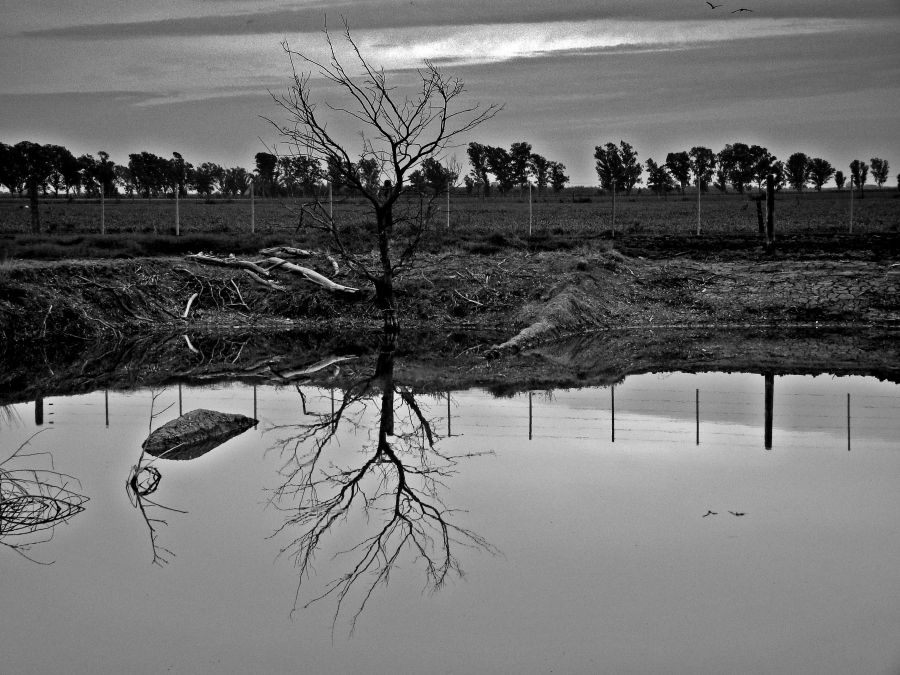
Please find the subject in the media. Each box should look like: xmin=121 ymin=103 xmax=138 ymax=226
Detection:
xmin=2 ymin=371 xmax=899 ymax=674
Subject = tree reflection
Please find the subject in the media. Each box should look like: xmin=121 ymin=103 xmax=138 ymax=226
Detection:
xmin=125 ymin=390 xmax=187 ymax=566
xmin=268 ymin=333 xmax=495 ymax=633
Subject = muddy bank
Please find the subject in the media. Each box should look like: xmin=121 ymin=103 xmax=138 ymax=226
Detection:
xmin=1 ymin=249 xmax=899 ymax=352
xmin=2 ymin=325 xmax=898 ymax=407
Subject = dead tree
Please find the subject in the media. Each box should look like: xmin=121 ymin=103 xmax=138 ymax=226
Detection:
xmin=266 ymin=20 xmax=501 ymax=330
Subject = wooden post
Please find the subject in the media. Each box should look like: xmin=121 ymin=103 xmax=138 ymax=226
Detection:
xmin=178 ymin=383 xmax=182 ymax=417
xmin=105 ymin=389 xmax=109 ymax=427
xmin=250 ymin=181 xmax=256 ymax=234
xmin=35 ymin=396 xmax=43 ymax=426
xmin=447 ymin=392 xmax=451 ymax=437
xmin=611 ymin=385 xmax=615 ymax=443
xmin=849 ymin=181 xmax=854 ymax=233
xmin=446 ymin=181 xmax=451 ymax=230
xmin=100 ymin=189 xmax=106 ymax=235
xmin=765 ymin=174 xmax=775 ymax=251
xmin=755 ymin=196 xmax=765 ymax=234
xmin=253 ymin=385 xmax=258 ymax=427
xmin=696 ymin=178 xmax=701 ymax=235
xmin=695 ymin=388 xmax=700 ymax=445
xmin=528 ymin=392 xmax=533 ymax=440
xmin=175 ymin=189 xmax=180 ymax=236
xmin=528 ymin=181 xmax=533 ymax=237
xmin=764 ymin=373 xmax=774 ymax=450
xmin=328 ymin=181 xmax=333 ymax=225
xmin=611 ymin=179 xmax=617 ymax=238
xmin=847 ymin=393 xmax=851 ymax=452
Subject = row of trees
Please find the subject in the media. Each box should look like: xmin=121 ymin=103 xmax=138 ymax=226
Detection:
xmin=588 ymin=140 xmax=891 ymax=198
xmin=465 ymin=141 xmax=570 ymax=196
xmin=0 ymin=141 xmax=469 ymax=205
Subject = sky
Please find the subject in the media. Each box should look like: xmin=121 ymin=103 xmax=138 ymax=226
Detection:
xmin=1 ymin=0 xmax=899 ymax=186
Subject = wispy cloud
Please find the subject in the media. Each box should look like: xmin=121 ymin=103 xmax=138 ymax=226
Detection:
xmin=18 ymin=0 xmax=897 ymax=40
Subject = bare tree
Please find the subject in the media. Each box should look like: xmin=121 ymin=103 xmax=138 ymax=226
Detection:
xmin=267 ymin=336 xmax=495 ymax=634
xmin=266 ymin=21 xmax=501 ymax=330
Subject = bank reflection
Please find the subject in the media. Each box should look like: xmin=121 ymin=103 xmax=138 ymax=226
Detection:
xmin=267 ymin=333 xmax=495 ymax=632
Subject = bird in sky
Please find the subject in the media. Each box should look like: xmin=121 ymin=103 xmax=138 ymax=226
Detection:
xmin=706 ymin=2 xmax=723 ymax=8
xmin=731 ymin=8 xmax=754 ymax=12
xmin=702 ymin=510 xmax=718 ymax=517
xmin=728 ymin=511 xmax=746 ymax=516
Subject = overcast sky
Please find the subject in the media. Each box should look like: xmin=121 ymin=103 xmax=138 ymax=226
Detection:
xmin=2 ymin=0 xmax=898 ymax=186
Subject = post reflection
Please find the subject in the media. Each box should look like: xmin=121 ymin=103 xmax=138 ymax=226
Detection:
xmin=267 ymin=331 xmax=496 ymax=632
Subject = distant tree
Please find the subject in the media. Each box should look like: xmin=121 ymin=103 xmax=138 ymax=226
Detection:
xmin=688 ymin=146 xmax=717 ymax=191
xmin=485 ymin=145 xmax=515 ymax=193
xmin=43 ymin=144 xmax=75 ymax=196
xmin=14 ymin=141 xmax=56 ymax=232
xmin=466 ymin=142 xmax=491 ymax=197
xmin=594 ymin=140 xmax=641 ymax=194
xmin=509 ymin=141 xmax=532 ymax=188
xmin=421 ymin=157 xmax=458 ymax=195
xmin=463 ymin=174 xmax=476 ymax=195
xmin=770 ymin=160 xmax=786 ymax=191
xmin=529 ymin=153 xmax=551 ymax=194
xmin=748 ymin=145 xmax=776 ymax=190
xmin=785 ymin=152 xmax=810 ymax=193
xmin=870 ymin=157 xmax=889 ymax=189
xmin=192 ymin=162 xmax=223 ymax=197
xmin=57 ymin=147 xmax=83 ymax=196
xmin=356 ymin=156 xmax=381 ymax=193
xmin=115 ymin=164 xmax=134 ymax=197
xmin=834 ymin=170 xmax=846 ymax=191
xmin=664 ymin=151 xmax=691 ymax=194
xmin=326 ymin=155 xmax=351 ymax=193
xmin=646 ymin=158 xmax=674 ymax=198
xmin=807 ymin=158 xmax=835 ymax=191
xmin=548 ymin=161 xmax=569 ymax=192
xmin=717 ymin=143 xmax=754 ymax=194
xmin=223 ymin=166 xmax=250 ymax=196
xmin=849 ymin=159 xmax=868 ymax=199
xmin=0 ymin=142 xmax=26 ymax=195
xmin=254 ymin=151 xmax=279 ymax=197
xmin=128 ymin=151 xmax=169 ymax=199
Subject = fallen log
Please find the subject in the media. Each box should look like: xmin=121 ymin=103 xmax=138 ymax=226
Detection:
xmin=264 ymin=257 xmax=360 ymax=294
xmin=259 ymin=246 xmax=316 ymax=258
xmin=186 ymin=253 xmax=270 ymax=276
xmin=142 ymin=409 xmax=257 ymax=461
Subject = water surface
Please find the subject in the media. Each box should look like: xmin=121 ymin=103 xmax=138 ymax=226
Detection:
xmin=2 ymin=371 xmax=899 ymax=674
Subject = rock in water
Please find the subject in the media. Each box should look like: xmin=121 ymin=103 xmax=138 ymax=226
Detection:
xmin=142 ymin=409 xmax=257 ymax=460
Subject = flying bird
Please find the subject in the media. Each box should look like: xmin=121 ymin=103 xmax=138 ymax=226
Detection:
xmin=702 ymin=510 xmax=718 ymax=517
xmin=728 ymin=511 xmax=746 ymax=516
xmin=731 ymin=8 xmax=753 ymax=12
xmin=706 ymin=2 xmax=723 ymax=8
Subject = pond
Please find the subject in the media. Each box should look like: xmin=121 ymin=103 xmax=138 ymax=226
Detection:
xmin=2 ymin=355 xmax=900 ymax=674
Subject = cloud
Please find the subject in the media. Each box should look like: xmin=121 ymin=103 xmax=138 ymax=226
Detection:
xmin=18 ymin=0 xmax=898 ymax=40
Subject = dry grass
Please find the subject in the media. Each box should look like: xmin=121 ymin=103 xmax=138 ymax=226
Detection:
xmin=0 ymin=189 xmax=897 ymax=259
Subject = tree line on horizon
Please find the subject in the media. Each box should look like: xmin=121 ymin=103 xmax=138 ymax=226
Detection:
xmin=0 ymin=138 xmax=894 ymax=211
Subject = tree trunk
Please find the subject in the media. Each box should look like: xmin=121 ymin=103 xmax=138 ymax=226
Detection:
xmin=27 ymin=181 xmax=40 ymax=234
xmin=375 ymin=206 xmax=399 ymax=332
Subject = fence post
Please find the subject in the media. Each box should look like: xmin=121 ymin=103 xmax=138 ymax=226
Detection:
xmin=528 ymin=181 xmax=533 ymax=237
xmin=765 ymin=174 xmax=775 ymax=252
xmin=250 ymin=181 xmax=256 ymax=235
xmin=101 ymin=189 xmax=106 ymax=235
xmin=175 ymin=189 xmax=180 ymax=236
xmin=764 ymin=373 xmax=774 ymax=450
xmin=696 ymin=179 xmax=701 ymax=235
xmin=849 ymin=182 xmax=854 ymax=233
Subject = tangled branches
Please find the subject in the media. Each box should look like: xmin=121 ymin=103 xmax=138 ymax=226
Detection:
xmin=1 ymin=431 xmax=89 ymax=563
